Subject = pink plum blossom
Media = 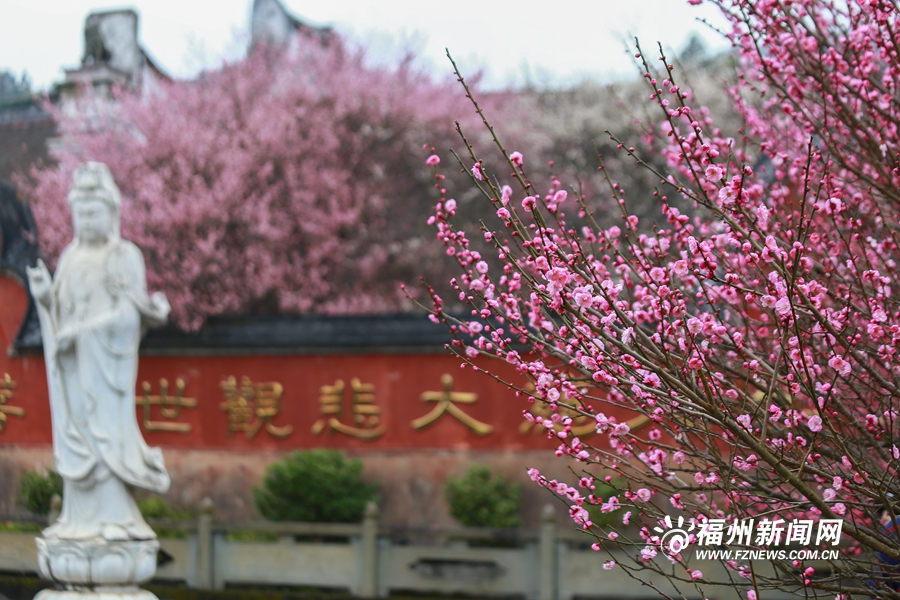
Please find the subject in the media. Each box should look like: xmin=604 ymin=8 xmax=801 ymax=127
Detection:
xmin=423 ymin=1 xmax=900 ymax=595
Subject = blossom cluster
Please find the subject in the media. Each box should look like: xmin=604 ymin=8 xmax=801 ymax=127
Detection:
xmin=20 ymin=36 xmax=485 ymax=329
xmin=427 ymin=2 xmax=900 ymax=598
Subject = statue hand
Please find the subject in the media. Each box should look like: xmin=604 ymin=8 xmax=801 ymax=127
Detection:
xmin=149 ymin=291 xmax=170 ymax=317
xmin=26 ymin=259 xmax=52 ymax=305
xmin=56 ymin=324 xmax=77 ymax=353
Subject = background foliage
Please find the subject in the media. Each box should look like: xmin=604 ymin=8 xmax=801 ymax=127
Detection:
xmin=444 ymin=465 xmax=521 ymax=529
xmin=18 ymin=469 xmax=61 ymax=516
xmin=253 ymin=449 xmax=378 ymax=523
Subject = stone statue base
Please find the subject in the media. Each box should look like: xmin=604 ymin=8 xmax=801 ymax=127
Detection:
xmin=36 ymin=537 xmax=159 ymax=599
xmin=35 ymin=587 xmax=158 ymax=600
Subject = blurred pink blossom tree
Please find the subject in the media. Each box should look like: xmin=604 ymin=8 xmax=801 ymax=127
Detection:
xmin=21 ymin=36 xmax=483 ymax=330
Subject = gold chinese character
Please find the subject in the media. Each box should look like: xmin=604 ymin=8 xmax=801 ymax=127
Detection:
xmin=136 ymin=378 xmax=197 ymax=433
xmin=520 ymin=401 xmax=597 ymax=437
xmin=411 ymin=374 xmax=493 ymax=436
xmin=519 ymin=382 xmax=650 ymax=436
xmin=312 ymin=378 xmax=385 ymax=440
xmin=519 ymin=382 xmax=595 ymax=437
xmin=220 ymin=376 xmax=293 ymax=439
xmin=0 ymin=373 xmax=24 ymax=432
xmin=628 ymin=414 xmax=651 ymax=432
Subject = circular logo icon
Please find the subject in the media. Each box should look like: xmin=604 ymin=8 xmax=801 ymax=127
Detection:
xmin=654 ymin=515 xmax=695 ymax=554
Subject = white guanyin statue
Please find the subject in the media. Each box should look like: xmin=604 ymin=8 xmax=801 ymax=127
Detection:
xmin=27 ymin=162 xmax=171 ymax=596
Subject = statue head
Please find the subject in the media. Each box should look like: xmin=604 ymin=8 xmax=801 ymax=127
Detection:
xmin=68 ymin=162 xmax=121 ymax=245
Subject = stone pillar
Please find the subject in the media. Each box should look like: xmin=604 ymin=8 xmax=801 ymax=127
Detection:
xmin=196 ymin=497 xmax=215 ymax=590
xmin=538 ymin=504 xmax=557 ymax=600
xmin=359 ymin=502 xmax=380 ymax=598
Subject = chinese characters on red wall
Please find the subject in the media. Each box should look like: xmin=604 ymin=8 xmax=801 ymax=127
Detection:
xmin=0 ymin=355 xmax=648 ymax=450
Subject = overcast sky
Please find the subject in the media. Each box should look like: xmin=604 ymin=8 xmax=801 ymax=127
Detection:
xmin=1 ymin=0 xmax=730 ymax=91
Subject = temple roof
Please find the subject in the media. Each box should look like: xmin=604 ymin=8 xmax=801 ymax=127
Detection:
xmin=250 ymin=0 xmax=333 ymax=47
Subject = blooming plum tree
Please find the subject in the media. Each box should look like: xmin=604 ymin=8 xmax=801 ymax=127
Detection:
xmin=428 ymin=1 xmax=900 ymax=598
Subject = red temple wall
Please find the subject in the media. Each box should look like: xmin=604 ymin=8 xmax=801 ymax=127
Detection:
xmin=0 ymin=274 xmax=626 ymax=528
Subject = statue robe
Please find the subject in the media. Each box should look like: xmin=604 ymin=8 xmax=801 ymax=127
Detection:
xmin=36 ymin=238 xmax=170 ymax=540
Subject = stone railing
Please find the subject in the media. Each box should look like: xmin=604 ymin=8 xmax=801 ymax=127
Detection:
xmin=0 ymin=504 xmax=796 ymax=600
